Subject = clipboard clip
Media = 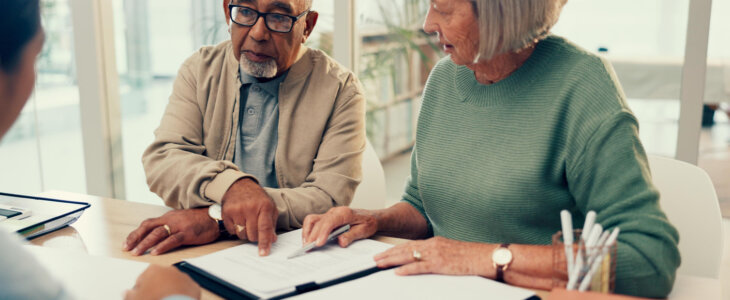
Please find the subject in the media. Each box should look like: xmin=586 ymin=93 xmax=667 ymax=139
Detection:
xmin=295 ymin=282 xmax=320 ymax=293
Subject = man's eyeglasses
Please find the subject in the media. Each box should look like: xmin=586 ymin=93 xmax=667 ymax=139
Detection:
xmin=229 ymin=5 xmax=309 ymax=33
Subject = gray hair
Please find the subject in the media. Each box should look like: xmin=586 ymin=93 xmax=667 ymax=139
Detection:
xmin=471 ymin=0 xmax=567 ymax=61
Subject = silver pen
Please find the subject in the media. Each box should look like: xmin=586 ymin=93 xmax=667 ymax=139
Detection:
xmin=287 ymin=224 xmax=351 ymax=259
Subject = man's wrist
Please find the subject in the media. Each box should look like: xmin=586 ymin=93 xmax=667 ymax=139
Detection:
xmin=215 ymin=220 xmax=231 ymax=239
xmin=222 ymin=177 xmax=261 ymax=204
xmin=235 ymin=176 xmax=259 ymax=189
xmin=206 ymin=204 xmax=228 ymax=239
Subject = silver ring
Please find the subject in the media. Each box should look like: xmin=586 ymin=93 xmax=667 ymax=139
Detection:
xmin=163 ymin=224 xmax=171 ymax=236
xmin=236 ymin=224 xmax=246 ymax=234
xmin=412 ymin=250 xmax=422 ymax=261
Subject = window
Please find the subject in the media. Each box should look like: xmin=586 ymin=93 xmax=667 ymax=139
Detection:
xmin=552 ymin=0 xmax=690 ymax=157
xmin=0 ymin=0 xmax=86 ymax=195
xmin=357 ymin=0 xmax=440 ymax=159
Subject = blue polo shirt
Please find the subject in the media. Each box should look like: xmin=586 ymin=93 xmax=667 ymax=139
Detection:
xmin=233 ymin=70 xmax=288 ymax=188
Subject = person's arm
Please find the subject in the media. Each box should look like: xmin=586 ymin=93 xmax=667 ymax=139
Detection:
xmin=564 ymin=111 xmax=679 ymax=297
xmin=302 ymin=149 xmax=430 ymax=247
xmin=364 ymin=111 xmax=680 ymax=298
xmin=0 ymin=229 xmax=70 ymax=300
xmin=374 ymin=239 xmax=557 ymax=289
xmin=125 ymin=265 xmax=200 ymax=300
xmin=142 ymin=51 xmax=256 ymax=210
xmin=265 ymin=74 xmax=367 ymax=230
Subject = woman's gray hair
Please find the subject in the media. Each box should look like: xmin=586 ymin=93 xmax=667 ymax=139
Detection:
xmin=471 ymin=0 xmax=567 ymax=61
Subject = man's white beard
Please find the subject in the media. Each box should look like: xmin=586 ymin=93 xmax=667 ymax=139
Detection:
xmin=239 ymin=54 xmax=278 ymax=78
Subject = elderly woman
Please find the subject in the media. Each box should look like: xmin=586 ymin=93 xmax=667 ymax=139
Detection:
xmin=301 ymin=0 xmax=680 ymax=298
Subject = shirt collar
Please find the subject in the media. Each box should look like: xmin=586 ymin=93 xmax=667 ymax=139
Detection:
xmin=239 ymin=67 xmax=289 ymax=96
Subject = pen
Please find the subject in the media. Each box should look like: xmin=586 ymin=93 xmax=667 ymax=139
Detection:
xmin=578 ymin=227 xmax=620 ymax=291
xmin=588 ymin=230 xmax=610 ymax=266
xmin=287 ymin=224 xmax=351 ymax=259
xmin=567 ymin=251 xmax=584 ymax=290
xmin=584 ymin=223 xmax=603 ymax=260
xmin=581 ymin=211 xmax=596 ymax=242
xmin=560 ymin=210 xmax=574 ymax=278
xmin=568 ymin=210 xmax=596 ymax=290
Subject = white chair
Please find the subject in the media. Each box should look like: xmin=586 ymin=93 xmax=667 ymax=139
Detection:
xmin=349 ymin=140 xmax=387 ymax=210
xmin=648 ymin=155 xmax=725 ymax=278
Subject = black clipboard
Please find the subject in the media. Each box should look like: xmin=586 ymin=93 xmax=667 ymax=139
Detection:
xmin=175 ymin=261 xmax=386 ymax=299
xmin=0 ymin=192 xmax=90 ymax=240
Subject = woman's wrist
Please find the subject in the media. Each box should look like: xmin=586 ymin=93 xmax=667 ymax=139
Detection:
xmin=370 ymin=206 xmax=403 ymax=237
xmin=475 ymin=243 xmax=499 ymax=279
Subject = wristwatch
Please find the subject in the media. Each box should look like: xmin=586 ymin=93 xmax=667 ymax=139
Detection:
xmin=491 ymin=243 xmax=513 ymax=283
xmin=208 ymin=204 xmax=227 ymax=234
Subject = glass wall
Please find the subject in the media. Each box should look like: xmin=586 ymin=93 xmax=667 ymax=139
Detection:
xmin=113 ymin=0 xmax=334 ymax=204
xmin=0 ymin=0 xmax=87 ymax=195
xmin=552 ymin=0 xmax=690 ymax=158
xmin=357 ymin=0 xmax=440 ymax=159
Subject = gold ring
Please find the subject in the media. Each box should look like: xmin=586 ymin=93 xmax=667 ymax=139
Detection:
xmin=163 ymin=224 xmax=171 ymax=236
xmin=412 ymin=250 xmax=422 ymax=261
xmin=236 ymin=224 xmax=245 ymax=234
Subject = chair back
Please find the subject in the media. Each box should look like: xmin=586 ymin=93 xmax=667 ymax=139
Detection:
xmin=648 ymin=155 xmax=724 ymax=278
xmin=350 ymin=140 xmax=387 ymax=210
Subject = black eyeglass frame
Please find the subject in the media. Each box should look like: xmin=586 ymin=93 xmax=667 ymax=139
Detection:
xmin=228 ymin=4 xmax=309 ymax=33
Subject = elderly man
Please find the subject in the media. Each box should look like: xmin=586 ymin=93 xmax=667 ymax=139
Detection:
xmin=122 ymin=0 xmax=365 ymax=258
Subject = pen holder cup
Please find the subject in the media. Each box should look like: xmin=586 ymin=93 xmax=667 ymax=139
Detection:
xmin=552 ymin=229 xmax=617 ymax=293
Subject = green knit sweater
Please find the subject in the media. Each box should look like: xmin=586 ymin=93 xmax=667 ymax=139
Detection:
xmin=402 ymin=36 xmax=680 ymax=298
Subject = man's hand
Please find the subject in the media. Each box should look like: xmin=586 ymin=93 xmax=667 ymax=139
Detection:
xmin=222 ymin=177 xmax=278 ymax=256
xmin=124 ymin=265 xmax=200 ymax=300
xmin=123 ymin=208 xmax=220 ymax=256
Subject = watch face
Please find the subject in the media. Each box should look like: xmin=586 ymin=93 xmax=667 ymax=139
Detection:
xmin=492 ymin=248 xmax=513 ymax=265
xmin=208 ymin=204 xmax=222 ymax=221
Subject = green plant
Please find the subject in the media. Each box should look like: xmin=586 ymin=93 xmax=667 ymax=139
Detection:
xmin=359 ymin=0 xmax=440 ymax=84
xmin=359 ymin=0 xmax=443 ymax=151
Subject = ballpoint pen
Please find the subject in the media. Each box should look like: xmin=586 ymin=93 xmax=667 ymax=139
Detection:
xmin=287 ymin=224 xmax=351 ymax=259
xmin=560 ymin=210 xmax=574 ymax=277
xmin=578 ymin=227 xmax=620 ymax=292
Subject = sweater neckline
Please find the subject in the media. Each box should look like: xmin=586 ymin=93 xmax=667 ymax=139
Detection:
xmin=455 ymin=36 xmax=559 ymax=107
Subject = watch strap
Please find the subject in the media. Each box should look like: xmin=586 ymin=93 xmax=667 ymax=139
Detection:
xmin=216 ymin=219 xmax=233 ymax=239
xmin=495 ymin=243 xmax=510 ymax=283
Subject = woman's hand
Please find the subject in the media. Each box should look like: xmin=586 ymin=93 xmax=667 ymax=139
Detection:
xmin=374 ymin=236 xmax=493 ymax=277
xmin=301 ymin=206 xmax=378 ymax=248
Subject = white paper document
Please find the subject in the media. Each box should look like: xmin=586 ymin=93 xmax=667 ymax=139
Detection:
xmin=25 ymin=245 xmax=149 ymax=300
xmin=290 ymin=268 xmax=537 ymax=300
xmin=184 ymin=229 xmax=393 ymax=299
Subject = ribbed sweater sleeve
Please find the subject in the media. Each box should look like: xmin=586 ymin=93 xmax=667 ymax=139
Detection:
xmin=401 ymin=147 xmax=434 ymax=235
xmin=567 ymin=110 xmax=680 ymax=297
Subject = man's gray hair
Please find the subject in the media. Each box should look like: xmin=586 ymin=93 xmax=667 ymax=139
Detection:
xmin=471 ymin=0 xmax=567 ymax=61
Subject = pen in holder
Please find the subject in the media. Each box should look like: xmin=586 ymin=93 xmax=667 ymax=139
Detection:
xmin=552 ymin=229 xmax=617 ymax=293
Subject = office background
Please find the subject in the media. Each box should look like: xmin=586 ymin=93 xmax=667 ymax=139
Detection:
xmin=0 ymin=0 xmax=728 ymax=215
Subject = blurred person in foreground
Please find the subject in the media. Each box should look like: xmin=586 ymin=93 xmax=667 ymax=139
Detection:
xmin=0 ymin=0 xmax=200 ymax=299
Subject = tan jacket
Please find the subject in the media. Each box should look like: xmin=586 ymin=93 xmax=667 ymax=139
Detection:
xmin=142 ymin=41 xmax=366 ymax=230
